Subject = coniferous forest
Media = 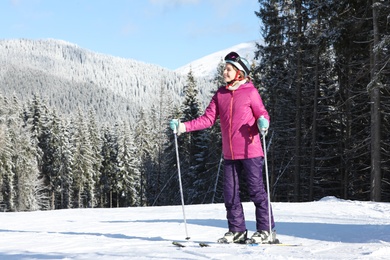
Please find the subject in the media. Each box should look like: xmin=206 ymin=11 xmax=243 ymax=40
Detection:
xmin=255 ymin=0 xmax=390 ymax=202
xmin=1 ymin=0 xmax=389 ymax=212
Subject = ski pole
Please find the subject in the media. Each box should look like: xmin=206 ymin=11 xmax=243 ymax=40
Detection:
xmin=211 ymin=153 xmax=223 ymax=204
xmin=261 ymin=129 xmax=273 ymax=241
xmin=173 ymin=127 xmax=190 ymax=240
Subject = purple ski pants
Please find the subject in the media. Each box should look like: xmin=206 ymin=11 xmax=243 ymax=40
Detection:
xmin=223 ymin=157 xmax=275 ymax=232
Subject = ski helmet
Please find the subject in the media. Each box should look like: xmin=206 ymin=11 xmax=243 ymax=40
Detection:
xmin=224 ymin=51 xmax=250 ymax=77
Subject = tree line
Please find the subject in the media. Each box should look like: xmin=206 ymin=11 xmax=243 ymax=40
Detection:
xmin=0 ymin=68 xmax=225 ymax=212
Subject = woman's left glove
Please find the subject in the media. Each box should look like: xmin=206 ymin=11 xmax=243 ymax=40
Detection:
xmin=257 ymin=116 xmax=269 ymax=135
xmin=169 ymin=119 xmax=186 ymax=135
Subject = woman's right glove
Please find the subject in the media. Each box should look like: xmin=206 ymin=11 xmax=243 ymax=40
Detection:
xmin=169 ymin=119 xmax=186 ymax=135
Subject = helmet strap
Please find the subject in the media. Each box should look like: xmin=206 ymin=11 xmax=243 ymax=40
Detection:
xmin=226 ymin=71 xmax=242 ymax=89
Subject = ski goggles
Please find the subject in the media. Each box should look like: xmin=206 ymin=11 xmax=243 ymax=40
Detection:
xmin=224 ymin=51 xmax=241 ymax=62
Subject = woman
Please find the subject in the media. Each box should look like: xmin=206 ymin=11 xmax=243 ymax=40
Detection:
xmin=170 ymin=51 xmax=275 ymax=244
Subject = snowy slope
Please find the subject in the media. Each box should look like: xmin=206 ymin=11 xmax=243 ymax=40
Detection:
xmin=0 ymin=39 xmax=214 ymax=124
xmin=0 ymin=196 xmax=389 ymax=259
xmin=175 ymin=41 xmax=259 ymax=78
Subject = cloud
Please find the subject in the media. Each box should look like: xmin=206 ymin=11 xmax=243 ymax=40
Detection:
xmin=186 ymin=21 xmax=247 ymax=40
xmin=121 ymin=22 xmax=138 ymax=37
xmin=209 ymin=0 xmax=244 ymax=19
xmin=149 ymin=0 xmax=199 ymax=9
xmin=10 ymin=0 xmax=42 ymax=7
xmin=10 ymin=0 xmax=21 ymax=6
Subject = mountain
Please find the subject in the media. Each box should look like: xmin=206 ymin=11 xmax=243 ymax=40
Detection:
xmin=0 ymin=39 xmax=214 ymax=124
xmin=175 ymin=41 xmax=259 ymax=78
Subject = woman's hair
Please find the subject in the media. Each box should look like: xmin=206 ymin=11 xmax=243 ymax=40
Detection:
xmin=231 ymin=65 xmax=250 ymax=81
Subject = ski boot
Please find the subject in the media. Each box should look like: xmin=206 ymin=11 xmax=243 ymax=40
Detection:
xmin=246 ymin=230 xmax=279 ymax=244
xmin=217 ymin=230 xmax=247 ymax=244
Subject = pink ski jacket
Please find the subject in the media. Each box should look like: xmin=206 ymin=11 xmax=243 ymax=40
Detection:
xmin=184 ymin=81 xmax=269 ymax=160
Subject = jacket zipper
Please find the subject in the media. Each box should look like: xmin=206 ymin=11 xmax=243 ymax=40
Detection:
xmin=229 ymin=91 xmax=234 ymax=160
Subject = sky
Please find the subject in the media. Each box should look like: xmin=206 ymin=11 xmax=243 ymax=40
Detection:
xmin=2 ymin=0 xmax=261 ymax=70
xmin=0 ymin=196 xmax=389 ymax=259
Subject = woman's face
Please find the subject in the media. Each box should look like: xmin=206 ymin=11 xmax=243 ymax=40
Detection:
xmin=223 ymin=63 xmax=237 ymax=83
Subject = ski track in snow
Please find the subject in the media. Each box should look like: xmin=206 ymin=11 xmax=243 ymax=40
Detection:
xmin=0 ymin=196 xmax=389 ymax=259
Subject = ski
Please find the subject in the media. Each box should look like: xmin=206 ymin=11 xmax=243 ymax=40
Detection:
xmin=173 ymin=241 xmax=255 ymax=248
xmin=172 ymin=241 xmax=213 ymax=248
xmin=197 ymin=240 xmax=301 ymax=247
xmin=246 ymin=238 xmax=301 ymax=247
xmin=173 ymin=240 xmax=301 ymax=248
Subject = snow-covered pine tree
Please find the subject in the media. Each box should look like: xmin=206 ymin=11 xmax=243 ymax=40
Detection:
xmin=180 ymin=69 xmax=210 ymax=204
xmin=116 ymin=122 xmax=141 ymax=207
xmin=37 ymin=109 xmax=62 ymax=210
xmin=71 ymin=110 xmax=95 ymax=208
xmin=99 ymin=125 xmax=120 ymax=208
xmin=133 ymin=107 xmax=153 ymax=206
xmin=11 ymin=120 xmax=41 ymax=211
xmin=157 ymin=104 xmax=182 ymax=206
xmin=202 ymin=61 xmax=224 ymax=204
xmin=87 ymin=109 xmax=103 ymax=208
xmin=0 ymin=95 xmax=15 ymax=211
xmin=57 ymin=116 xmax=73 ymax=209
xmin=152 ymin=80 xmax=181 ymax=206
xmin=25 ymin=95 xmax=51 ymax=209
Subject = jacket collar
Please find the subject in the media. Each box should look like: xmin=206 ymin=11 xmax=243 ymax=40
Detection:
xmin=226 ymin=79 xmax=248 ymax=91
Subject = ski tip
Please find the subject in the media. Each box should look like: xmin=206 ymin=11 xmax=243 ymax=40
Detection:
xmin=172 ymin=241 xmax=186 ymax=247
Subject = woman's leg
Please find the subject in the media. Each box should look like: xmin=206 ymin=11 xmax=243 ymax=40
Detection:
xmin=242 ymin=157 xmax=274 ymax=231
xmin=223 ymin=159 xmax=246 ymax=232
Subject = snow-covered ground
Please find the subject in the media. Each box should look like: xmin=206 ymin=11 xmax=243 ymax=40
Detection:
xmin=0 ymin=196 xmax=389 ymax=259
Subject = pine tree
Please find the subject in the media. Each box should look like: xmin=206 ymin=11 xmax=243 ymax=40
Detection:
xmin=133 ymin=107 xmax=153 ymax=206
xmin=201 ymin=62 xmax=224 ymax=204
xmin=100 ymin=125 xmax=115 ymax=207
xmin=179 ymin=69 xmax=210 ymax=204
xmin=158 ymin=104 xmax=182 ymax=206
xmin=57 ymin=119 xmax=73 ymax=209
xmin=71 ymin=111 xmax=95 ymax=208
xmin=87 ymin=110 xmax=103 ymax=208
xmin=116 ymin=122 xmax=141 ymax=206
xmin=0 ymin=95 xmax=15 ymax=211
xmin=11 ymin=123 xmax=41 ymax=211
xmin=24 ymin=95 xmax=51 ymax=209
xmin=0 ymin=130 xmax=14 ymax=211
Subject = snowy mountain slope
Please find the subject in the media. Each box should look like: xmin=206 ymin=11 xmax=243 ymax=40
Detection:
xmin=0 ymin=39 xmax=214 ymax=123
xmin=175 ymin=41 xmax=260 ymax=78
xmin=0 ymin=197 xmax=389 ymax=259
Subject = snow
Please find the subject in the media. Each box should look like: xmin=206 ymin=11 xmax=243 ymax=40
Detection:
xmin=0 ymin=196 xmax=389 ymax=259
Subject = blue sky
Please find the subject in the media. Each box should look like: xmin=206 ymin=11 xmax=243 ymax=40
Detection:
xmin=2 ymin=0 xmax=261 ymax=70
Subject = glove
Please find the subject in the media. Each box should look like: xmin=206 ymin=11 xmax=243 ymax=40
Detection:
xmin=169 ymin=119 xmax=186 ymax=135
xmin=257 ymin=116 xmax=269 ymax=135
